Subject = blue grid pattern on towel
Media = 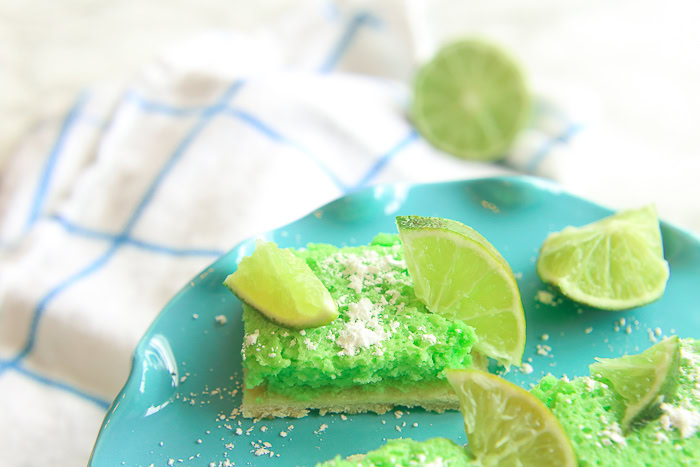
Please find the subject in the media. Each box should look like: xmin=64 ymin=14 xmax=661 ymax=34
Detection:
xmin=0 ymin=8 xmax=397 ymax=410
xmin=0 ymin=6 xmax=580 ymax=413
xmin=0 ymin=80 xmax=244 ymax=408
xmin=24 ymin=92 xmax=90 ymax=233
xmin=319 ymin=10 xmax=383 ymax=72
xmin=525 ymin=123 xmax=582 ymax=173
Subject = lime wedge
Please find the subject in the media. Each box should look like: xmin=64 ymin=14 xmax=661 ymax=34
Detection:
xmin=412 ymin=39 xmax=530 ymax=161
xmin=224 ymin=240 xmax=338 ymax=329
xmin=396 ymin=215 xmax=525 ymax=368
xmin=536 ymin=205 xmax=670 ymax=310
xmin=589 ymin=335 xmax=681 ymax=432
xmin=447 ymin=369 xmax=577 ymax=466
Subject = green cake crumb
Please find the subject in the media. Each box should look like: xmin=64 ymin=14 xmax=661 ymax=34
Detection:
xmin=242 ymin=234 xmax=477 ymax=400
xmin=531 ymin=338 xmax=700 ymax=466
xmin=315 ymin=437 xmax=471 ymax=466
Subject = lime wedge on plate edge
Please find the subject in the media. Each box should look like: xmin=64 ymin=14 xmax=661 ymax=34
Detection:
xmin=537 ymin=205 xmax=670 ymax=310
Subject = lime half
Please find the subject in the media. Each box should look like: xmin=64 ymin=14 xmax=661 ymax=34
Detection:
xmin=589 ymin=335 xmax=681 ymax=432
xmin=396 ymin=215 xmax=525 ymax=368
xmin=537 ymin=205 xmax=670 ymax=310
xmin=412 ymin=39 xmax=530 ymax=161
xmin=447 ymin=369 xmax=577 ymax=466
xmin=224 ymin=240 xmax=338 ymax=329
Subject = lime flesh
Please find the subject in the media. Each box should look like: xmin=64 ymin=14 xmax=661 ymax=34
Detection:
xmin=396 ymin=215 xmax=525 ymax=368
xmin=412 ymin=39 xmax=530 ymax=161
xmin=224 ymin=240 xmax=338 ymax=329
xmin=537 ymin=205 xmax=669 ymax=310
xmin=589 ymin=335 xmax=681 ymax=432
xmin=447 ymin=369 xmax=577 ymax=467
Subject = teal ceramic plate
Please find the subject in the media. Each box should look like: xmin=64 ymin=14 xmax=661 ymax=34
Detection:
xmin=90 ymin=176 xmax=700 ymax=466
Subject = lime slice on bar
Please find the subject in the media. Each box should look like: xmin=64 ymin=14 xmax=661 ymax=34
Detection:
xmin=397 ymin=215 xmax=525 ymax=368
xmin=412 ymin=39 xmax=530 ymax=161
xmin=224 ymin=240 xmax=338 ymax=329
xmin=537 ymin=205 xmax=670 ymax=310
xmin=447 ymin=369 xmax=577 ymax=466
xmin=589 ymin=335 xmax=681 ymax=432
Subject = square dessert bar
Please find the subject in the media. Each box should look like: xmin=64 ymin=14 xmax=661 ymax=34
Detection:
xmin=240 ymin=234 xmax=477 ymax=418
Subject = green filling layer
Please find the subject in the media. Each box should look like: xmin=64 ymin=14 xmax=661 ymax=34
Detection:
xmin=316 ymin=437 xmax=472 ymax=466
xmin=242 ymin=234 xmax=477 ymax=399
xmin=531 ymin=338 xmax=699 ymax=466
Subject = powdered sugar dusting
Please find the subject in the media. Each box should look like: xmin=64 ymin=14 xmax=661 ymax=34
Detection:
xmin=655 ymin=340 xmax=700 ymax=438
xmin=583 ymin=376 xmax=597 ymax=391
xmin=304 ymin=338 xmax=318 ymax=351
xmin=348 ymin=275 xmax=363 ymax=293
xmin=317 ymin=246 xmax=412 ymax=357
xmin=425 ymin=458 xmax=445 ymax=467
xmin=336 ymin=315 xmax=388 ymax=356
xmin=347 ymin=298 xmax=374 ymax=321
xmin=660 ymin=403 xmax=700 ymax=438
xmin=598 ymin=418 xmax=626 ymax=446
xmin=244 ymin=329 xmax=259 ymax=347
xmin=325 ymin=249 xmax=410 ymax=295
xmin=422 ymin=334 xmax=437 ymax=345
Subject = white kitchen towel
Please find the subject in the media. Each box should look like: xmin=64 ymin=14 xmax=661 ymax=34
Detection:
xmin=0 ymin=1 xmax=584 ymax=465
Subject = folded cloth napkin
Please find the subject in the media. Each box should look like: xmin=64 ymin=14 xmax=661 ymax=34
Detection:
xmin=0 ymin=1 xmax=584 ymax=464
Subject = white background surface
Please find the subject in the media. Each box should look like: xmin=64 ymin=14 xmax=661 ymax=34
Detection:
xmin=2 ymin=0 xmax=699 ymax=231
xmin=1 ymin=1 xmax=699 ymax=465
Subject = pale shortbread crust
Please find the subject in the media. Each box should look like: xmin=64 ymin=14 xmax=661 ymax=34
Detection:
xmin=241 ymin=378 xmax=459 ymax=419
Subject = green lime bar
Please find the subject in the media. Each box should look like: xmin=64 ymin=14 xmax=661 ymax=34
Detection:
xmin=240 ymin=234 xmax=477 ymax=418
xmin=316 ymin=437 xmax=471 ymax=467
xmin=532 ymin=338 xmax=699 ymax=466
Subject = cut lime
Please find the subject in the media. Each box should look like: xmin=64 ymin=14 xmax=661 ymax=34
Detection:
xmin=224 ymin=240 xmax=338 ymax=329
xmin=589 ymin=335 xmax=681 ymax=432
xmin=412 ymin=39 xmax=530 ymax=161
xmin=396 ymin=215 xmax=525 ymax=368
xmin=537 ymin=205 xmax=670 ymax=310
xmin=447 ymin=369 xmax=577 ymax=466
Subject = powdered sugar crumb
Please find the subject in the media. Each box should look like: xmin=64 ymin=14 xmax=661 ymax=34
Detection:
xmin=304 ymin=338 xmax=318 ymax=351
xmin=536 ymin=290 xmax=555 ymax=305
xmin=583 ymin=377 xmax=596 ymax=391
xmin=315 ymin=424 xmax=328 ymax=434
xmin=422 ymin=334 xmax=437 ymax=345
xmin=244 ymin=330 xmax=259 ymax=347
xmin=336 ymin=319 xmax=387 ymax=356
xmin=660 ymin=403 xmax=700 ymax=438
xmin=347 ymin=298 xmax=374 ymax=321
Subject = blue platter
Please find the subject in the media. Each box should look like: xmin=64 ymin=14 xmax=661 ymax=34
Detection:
xmin=90 ymin=176 xmax=700 ymax=466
